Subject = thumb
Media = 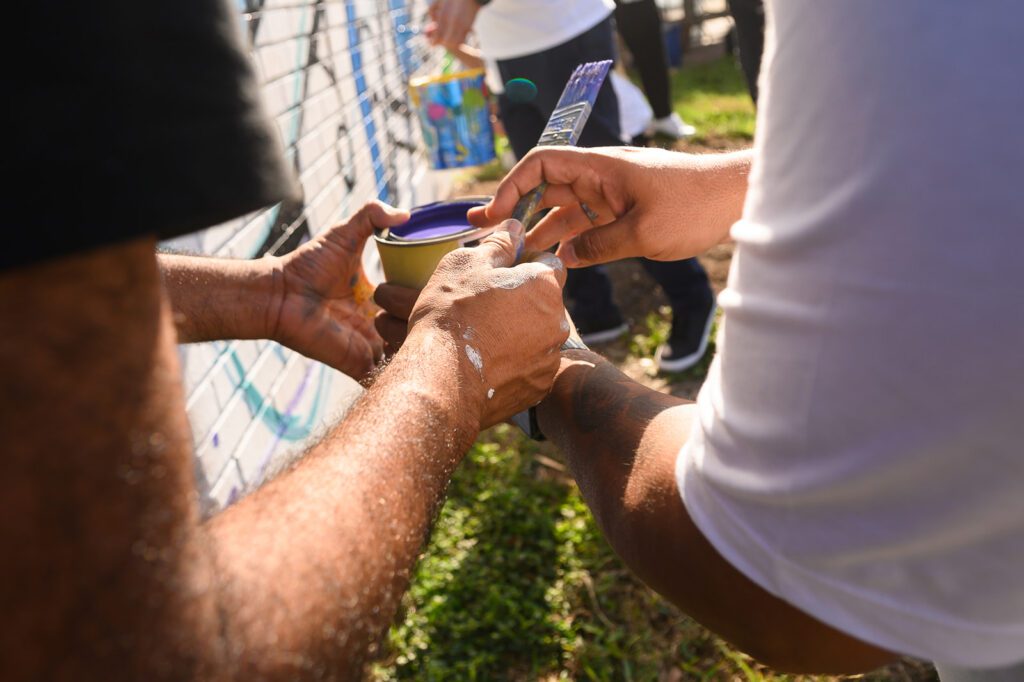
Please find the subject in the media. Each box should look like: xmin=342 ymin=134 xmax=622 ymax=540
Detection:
xmin=473 ymin=219 xmax=526 ymax=268
xmin=557 ymin=215 xmax=641 ymax=267
xmin=338 ymin=201 xmax=411 ymax=246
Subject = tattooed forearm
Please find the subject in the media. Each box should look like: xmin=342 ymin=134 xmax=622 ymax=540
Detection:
xmin=567 ymin=353 xmax=681 ymax=440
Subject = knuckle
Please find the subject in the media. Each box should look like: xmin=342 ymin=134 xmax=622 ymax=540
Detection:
xmin=439 ymin=247 xmax=475 ymax=271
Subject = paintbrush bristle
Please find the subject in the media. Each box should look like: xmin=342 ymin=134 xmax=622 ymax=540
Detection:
xmin=554 ymin=60 xmax=613 ymax=111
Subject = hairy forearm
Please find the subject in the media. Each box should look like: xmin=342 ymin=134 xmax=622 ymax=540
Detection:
xmin=159 ymin=253 xmax=282 ymax=343
xmin=536 ymin=351 xmax=896 ymax=673
xmin=205 ymin=327 xmax=481 ymax=678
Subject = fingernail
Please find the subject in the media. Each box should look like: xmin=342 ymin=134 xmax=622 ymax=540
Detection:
xmin=506 ymin=220 xmax=525 ymax=260
xmin=561 ymin=241 xmax=579 ymax=267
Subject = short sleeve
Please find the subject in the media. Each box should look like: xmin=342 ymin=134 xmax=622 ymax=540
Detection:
xmin=6 ymin=0 xmax=297 ymax=271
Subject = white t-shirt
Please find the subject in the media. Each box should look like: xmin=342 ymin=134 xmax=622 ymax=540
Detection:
xmin=473 ymin=0 xmax=615 ymax=61
xmin=678 ymin=0 xmax=1024 ymax=670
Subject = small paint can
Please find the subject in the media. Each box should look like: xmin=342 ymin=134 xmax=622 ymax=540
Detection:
xmin=374 ymin=198 xmax=496 ymax=289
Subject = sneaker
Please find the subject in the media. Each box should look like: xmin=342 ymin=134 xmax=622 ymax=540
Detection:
xmin=575 ymin=309 xmax=629 ymax=345
xmin=656 ymin=299 xmax=717 ymax=373
xmin=647 ymin=112 xmax=696 ymax=140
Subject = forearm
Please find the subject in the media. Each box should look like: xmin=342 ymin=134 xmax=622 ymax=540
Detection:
xmin=158 ymin=253 xmax=282 ymax=343
xmin=684 ymin=149 xmax=753 ymax=245
xmin=536 ymin=351 xmax=896 ymax=673
xmin=205 ymin=326 xmax=481 ymax=677
xmin=536 ymin=350 xmax=690 ymax=533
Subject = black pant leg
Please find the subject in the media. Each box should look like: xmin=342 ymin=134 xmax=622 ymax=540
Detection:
xmin=640 ymin=257 xmax=712 ymax=310
xmin=498 ymin=17 xmax=625 ymax=318
xmin=497 ymin=93 xmax=548 ymax=161
xmin=727 ymin=0 xmax=765 ymax=103
xmin=614 ymin=0 xmax=673 ymax=119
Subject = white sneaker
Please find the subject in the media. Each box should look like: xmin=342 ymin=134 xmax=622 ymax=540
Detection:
xmin=648 ymin=112 xmax=696 ymax=139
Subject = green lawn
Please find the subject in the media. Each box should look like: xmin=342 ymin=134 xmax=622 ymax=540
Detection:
xmin=669 ymin=55 xmax=757 ymax=144
xmin=370 ymin=425 xmax=774 ymax=681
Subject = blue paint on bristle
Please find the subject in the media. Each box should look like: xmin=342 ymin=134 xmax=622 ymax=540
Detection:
xmin=554 ymin=60 xmax=613 ymax=112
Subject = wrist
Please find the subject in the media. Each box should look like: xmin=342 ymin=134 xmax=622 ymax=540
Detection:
xmin=262 ymin=255 xmax=288 ymax=343
xmin=160 ymin=253 xmax=281 ymax=343
xmin=401 ymin=325 xmax=488 ymax=433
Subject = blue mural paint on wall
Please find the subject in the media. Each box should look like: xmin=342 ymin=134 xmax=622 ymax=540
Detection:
xmin=222 ymin=348 xmax=330 ymax=443
xmin=346 ymin=0 xmax=389 ymax=202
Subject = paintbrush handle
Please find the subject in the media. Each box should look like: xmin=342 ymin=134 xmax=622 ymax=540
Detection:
xmin=511 ymin=182 xmax=547 ymax=232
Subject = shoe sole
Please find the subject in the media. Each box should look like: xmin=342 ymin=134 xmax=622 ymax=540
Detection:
xmin=579 ymin=322 xmax=629 ymax=346
xmin=656 ymin=304 xmax=717 ymax=373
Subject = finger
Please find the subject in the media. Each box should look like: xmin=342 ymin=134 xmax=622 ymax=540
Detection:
xmin=325 ymin=201 xmax=410 ymax=249
xmin=522 ymin=251 xmax=568 ymax=289
xmin=373 ymin=283 xmax=419 ymax=321
xmin=334 ymin=331 xmax=376 ymax=381
xmin=525 ymin=204 xmax=593 ymax=252
xmin=555 ymin=216 xmax=644 ymax=268
xmin=472 ymin=219 xmax=525 ymax=268
xmin=483 ymin=148 xmax=599 ymax=222
xmin=374 ymin=312 xmax=409 ymax=350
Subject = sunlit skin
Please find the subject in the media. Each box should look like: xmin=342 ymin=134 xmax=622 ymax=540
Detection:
xmin=0 ymin=206 xmax=568 ymax=680
xmin=377 ymin=147 xmax=898 ymax=673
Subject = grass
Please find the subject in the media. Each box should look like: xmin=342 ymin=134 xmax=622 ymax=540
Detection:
xmin=666 ymin=55 xmax=757 ymax=144
xmin=629 ymin=305 xmax=720 ymax=383
xmin=368 ymin=426 xmax=776 ymax=681
xmin=370 ymin=423 xmax=934 ymax=681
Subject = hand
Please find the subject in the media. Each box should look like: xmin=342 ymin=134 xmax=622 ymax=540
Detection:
xmin=427 ymin=0 xmax=481 ymax=48
xmin=467 ymin=146 xmax=752 ymax=267
xmin=373 ymin=284 xmax=419 ymax=357
xmin=403 ymin=220 xmax=569 ymax=429
xmin=271 ymin=201 xmax=411 ymax=380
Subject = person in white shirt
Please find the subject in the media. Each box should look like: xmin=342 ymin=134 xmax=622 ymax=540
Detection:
xmin=464 ymin=0 xmax=1024 ymax=677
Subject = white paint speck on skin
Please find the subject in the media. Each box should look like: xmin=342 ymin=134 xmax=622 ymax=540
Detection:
xmin=464 ymin=345 xmax=484 ymax=375
xmin=487 ymin=388 xmax=495 ymax=400
xmin=462 ymin=327 xmax=476 ymax=341
xmin=534 ymin=252 xmax=564 ymax=271
xmin=492 ymin=253 xmax=565 ymax=289
xmin=560 ymin=319 xmax=570 ymax=333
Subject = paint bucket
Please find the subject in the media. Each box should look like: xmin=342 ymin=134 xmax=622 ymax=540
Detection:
xmin=410 ymin=68 xmax=496 ymax=170
xmin=374 ymin=198 xmax=496 ymax=289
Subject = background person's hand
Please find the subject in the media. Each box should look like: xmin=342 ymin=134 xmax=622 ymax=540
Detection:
xmin=405 ymin=220 xmax=569 ymax=429
xmin=468 ymin=146 xmax=751 ymax=267
xmin=426 ymin=0 xmax=481 ymax=49
xmin=271 ymin=201 xmax=410 ymax=381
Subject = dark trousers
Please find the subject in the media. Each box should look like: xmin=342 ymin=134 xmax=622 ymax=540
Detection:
xmin=727 ymin=0 xmax=765 ymax=103
xmin=497 ymin=17 xmax=623 ymax=158
xmin=614 ymin=0 xmax=673 ymax=119
xmin=497 ymin=16 xmax=710 ymax=322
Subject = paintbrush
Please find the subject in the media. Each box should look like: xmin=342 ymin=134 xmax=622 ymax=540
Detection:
xmin=510 ymin=60 xmax=613 ymax=237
